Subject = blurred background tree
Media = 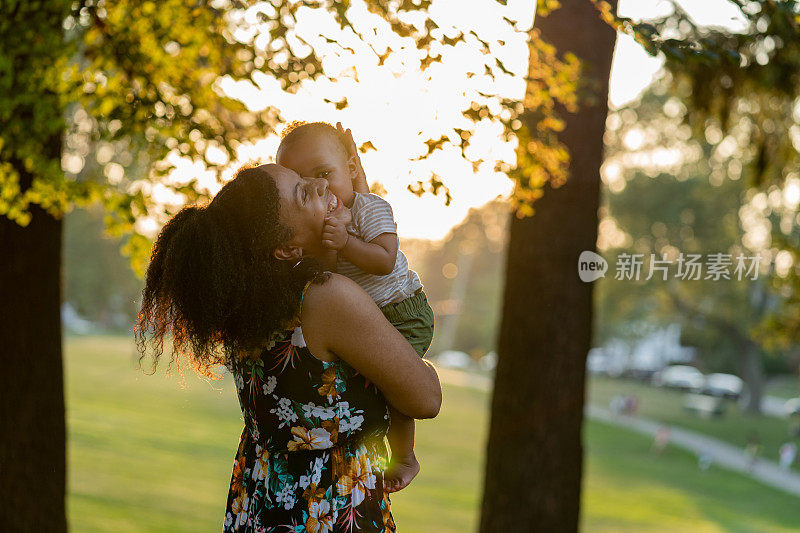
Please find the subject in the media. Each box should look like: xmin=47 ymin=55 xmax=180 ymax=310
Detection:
xmin=63 ymin=205 xmax=142 ymax=329
xmin=2 ymin=1 xmax=277 ymax=529
xmin=602 ymin=0 xmax=800 ymax=354
xmin=5 ymin=0 xmax=800 ymax=531
xmin=598 ymin=79 xmax=787 ymax=413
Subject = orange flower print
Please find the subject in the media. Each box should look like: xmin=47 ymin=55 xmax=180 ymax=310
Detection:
xmin=336 ymin=448 xmax=376 ymax=506
xmin=230 ymin=455 xmax=246 ymax=495
xmin=252 ymin=444 xmax=270 ymax=481
xmin=287 ymin=426 xmax=333 ymax=451
xmin=320 ymin=419 xmax=339 ymax=445
xmin=302 ymin=482 xmax=325 ymax=505
xmin=231 ymin=490 xmax=250 ymax=527
xmin=305 ymin=499 xmax=334 ymax=533
xmin=317 ymin=367 xmax=337 ymax=401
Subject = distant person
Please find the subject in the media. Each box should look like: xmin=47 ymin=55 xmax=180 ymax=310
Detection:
xmin=276 ymin=121 xmax=435 ymax=494
xmin=789 ymin=412 xmax=800 ymax=439
xmin=135 ymin=163 xmax=442 ymax=532
xmin=779 ymin=442 xmax=797 ymax=471
xmin=652 ymin=424 xmax=671 ymax=454
xmin=624 ymin=394 xmax=639 ymax=415
xmin=745 ymin=432 xmax=762 ymax=471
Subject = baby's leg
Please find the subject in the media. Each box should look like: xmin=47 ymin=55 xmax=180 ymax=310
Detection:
xmin=385 ymin=406 xmax=420 ymax=493
xmin=381 ymin=291 xmax=434 ymax=492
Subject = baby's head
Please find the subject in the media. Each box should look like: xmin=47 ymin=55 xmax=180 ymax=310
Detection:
xmin=276 ymin=121 xmax=357 ymax=207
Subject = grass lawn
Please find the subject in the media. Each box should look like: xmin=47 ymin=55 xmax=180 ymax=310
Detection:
xmin=588 ymin=375 xmax=799 ymax=468
xmin=67 ymin=336 xmax=800 ymax=532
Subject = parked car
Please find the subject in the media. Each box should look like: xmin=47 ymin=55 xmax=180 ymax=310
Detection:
xmin=653 ymin=365 xmax=705 ymax=392
xmin=586 ymin=352 xmax=609 ymax=375
xmin=785 ymin=397 xmax=800 ymax=417
xmin=702 ymin=373 xmax=743 ymax=399
xmin=586 ymin=349 xmax=627 ymax=377
xmin=628 ymin=352 xmax=661 ymax=381
xmin=478 ymin=351 xmax=497 ymax=372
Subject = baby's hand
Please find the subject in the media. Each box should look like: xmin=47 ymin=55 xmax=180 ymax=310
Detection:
xmin=322 ymin=207 xmax=352 ymax=251
xmin=337 ymin=122 xmax=369 ymax=195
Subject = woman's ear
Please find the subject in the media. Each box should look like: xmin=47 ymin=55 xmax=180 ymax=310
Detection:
xmin=273 ymin=244 xmax=303 ymax=262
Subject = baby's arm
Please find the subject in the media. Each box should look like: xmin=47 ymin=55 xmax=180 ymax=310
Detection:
xmin=339 ymin=233 xmax=397 ymax=276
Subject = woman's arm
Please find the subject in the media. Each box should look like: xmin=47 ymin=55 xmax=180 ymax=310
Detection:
xmin=301 ymin=274 xmax=441 ymax=419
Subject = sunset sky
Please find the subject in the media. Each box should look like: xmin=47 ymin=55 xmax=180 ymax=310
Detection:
xmin=162 ymin=0 xmax=747 ymax=241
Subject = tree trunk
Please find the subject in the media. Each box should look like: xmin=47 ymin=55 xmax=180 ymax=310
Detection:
xmin=479 ymin=2 xmax=617 ymax=531
xmin=0 ymin=161 xmax=66 ymax=528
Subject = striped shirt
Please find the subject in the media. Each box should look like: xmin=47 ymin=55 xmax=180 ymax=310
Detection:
xmin=336 ymin=192 xmax=423 ymax=308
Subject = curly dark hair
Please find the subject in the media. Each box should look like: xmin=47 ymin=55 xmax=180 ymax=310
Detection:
xmin=278 ymin=120 xmax=350 ymax=158
xmin=134 ymin=163 xmax=327 ymax=378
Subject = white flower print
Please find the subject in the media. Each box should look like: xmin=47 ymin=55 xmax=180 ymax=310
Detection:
xmin=311 ymin=457 xmax=324 ymax=486
xmin=339 ymin=413 xmax=364 ymax=434
xmin=263 ymin=375 xmax=277 ymax=395
xmin=302 ymin=402 xmax=337 ymax=421
xmin=234 ymin=373 xmax=244 ymax=392
xmin=299 ymin=474 xmax=311 ymax=490
xmin=291 ymin=326 xmax=306 ymax=347
xmin=270 ymin=397 xmax=298 ymax=428
xmin=275 ymin=481 xmax=298 ymax=510
xmin=224 ymin=512 xmax=233 ymax=527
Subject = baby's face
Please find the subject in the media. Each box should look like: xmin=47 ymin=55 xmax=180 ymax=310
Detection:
xmin=277 ymin=131 xmax=355 ymax=208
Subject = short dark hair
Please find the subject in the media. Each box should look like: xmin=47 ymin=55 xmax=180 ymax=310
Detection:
xmin=278 ymin=120 xmax=349 ymax=158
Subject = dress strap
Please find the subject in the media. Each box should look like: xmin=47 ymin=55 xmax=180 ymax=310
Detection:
xmin=296 ymin=271 xmax=332 ymax=326
xmin=299 ymin=279 xmax=314 ymax=311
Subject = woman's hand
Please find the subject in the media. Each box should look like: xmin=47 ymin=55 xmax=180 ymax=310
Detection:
xmin=301 ymin=274 xmax=442 ymax=419
xmin=337 ymin=122 xmax=370 ymax=195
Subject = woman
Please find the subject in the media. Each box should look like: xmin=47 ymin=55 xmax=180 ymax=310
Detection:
xmin=135 ymin=163 xmax=441 ymax=532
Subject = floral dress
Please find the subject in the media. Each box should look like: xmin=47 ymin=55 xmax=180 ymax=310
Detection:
xmin=222 ymin=316 xmax=396 ymax=533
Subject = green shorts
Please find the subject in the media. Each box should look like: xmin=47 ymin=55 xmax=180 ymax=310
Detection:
xmin=380 ymin=289 xmax=434 ymax=358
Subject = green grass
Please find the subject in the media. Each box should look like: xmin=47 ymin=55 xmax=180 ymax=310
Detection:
xmin=588 ymin=375 xmax=799 ymax=468
xmin=67 ymin=336 xmax=800 ymax=532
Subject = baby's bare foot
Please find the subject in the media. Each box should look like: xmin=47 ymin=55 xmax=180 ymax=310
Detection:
xmin=384 ymin=452 xmax=420 ymax=493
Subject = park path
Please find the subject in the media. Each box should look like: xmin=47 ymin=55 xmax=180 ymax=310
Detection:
xmin=436 ymin=367 xmax=800 ymax=497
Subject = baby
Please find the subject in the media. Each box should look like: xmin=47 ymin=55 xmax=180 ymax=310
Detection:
xmin=276 ymin=121 xmax=434 ymax=493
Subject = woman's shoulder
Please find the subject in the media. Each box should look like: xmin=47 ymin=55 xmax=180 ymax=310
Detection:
xmin=300 ymin=273 xmax=377 ymax=341
xmin=303 ymin=272 xmax=370 ymax=306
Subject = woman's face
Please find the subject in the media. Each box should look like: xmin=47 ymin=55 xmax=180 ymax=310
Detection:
xmin=267 ymin=164 xmax=343 ymax=260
